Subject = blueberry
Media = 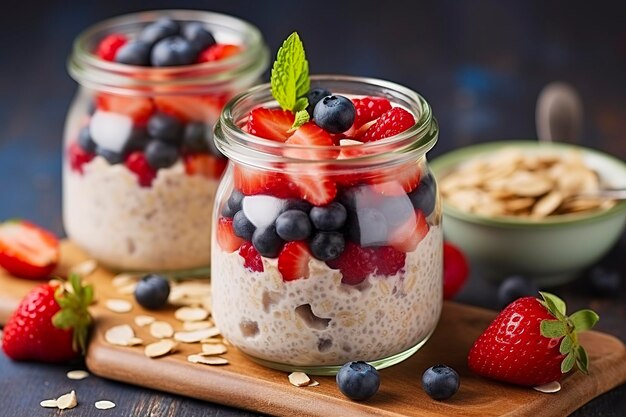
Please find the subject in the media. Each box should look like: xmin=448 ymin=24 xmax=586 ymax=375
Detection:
xmin=422 ymin=364 xmax=460 ymax=401
xmin=347 ymin=208 xmax=388 ymax=247
xmin=251 ymin=226 xmax=284 ymax=258
xmin=124 ymin=127 xmax=150 ymax=153
xmin=313 ymin=95 xmax=356 ymax=134
xmin=134 ymin=274 xmax=170 ymax=310
xmin=96 ymin=146 xmax=124 ymax=165
xmin=309 ymin=202 xmax=347 ymax=231
xmin=151 ymin=36 xmax=197 ymax=67
xmin=306 ymin=87 xmax=331 ymax=115
xmin=338 ymin=185 xmax=377 ymax=211
xmin=222 ymin=190 xmax=244 ymax=217
xmin=114 ymin=41 xmax=151 ymax=66
xmin=145 ymin=140 xmax=179 ymax=169
xmin=182 ymin=22 xmax=216 ymax=51
xmin=310 ymin=232 xmax=345 ymax=261
xmin=275 ymin=210 xmax=312 ymax=241
xmin=408 ymin=172 xmax=437 ymax=216
xmin=497 ymin=275 xmax=538 ymax=309
xmin=233 ymin=210 xmax=256 ymax=241
xmin=182 ymin=122 xmax=224 ymax=158
xmin=78 ymin=126 xmax=97 ymax=153
xmin=336 ymin=361 xmax=380 ymax=401
xmin=379 ymin=195 xmax=414 ymax=228
xmin=282 ymin=199 xmax=312 ymax=213
xmin=147 ymin=113 xmax=183 ymax=144
xmin=588 ymin=266 xmax=621 ymax=297
xmin=139 ymin=17 xmax=180 ymax=45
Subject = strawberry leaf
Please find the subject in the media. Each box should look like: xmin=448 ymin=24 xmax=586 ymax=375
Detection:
xmin=540 ymin=319 xmax=568 ymax=338
xmin=559 ymin=335 xmax=573 ymax=354
xmin=569 ymin=309 xmax=599 ymax=332
xmin=539 ymin=292 xmax=567 ymax=319
xmin=561 ymin=351 xmax=576 ymax=373
xmin=53 ymin=274 xmax=94 ymax=355
xmin=576 ymin=345 xmax=589 ymax=374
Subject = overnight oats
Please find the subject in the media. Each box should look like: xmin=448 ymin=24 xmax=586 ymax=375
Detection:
xmin=211 ymin=34 xmax=442 ymax=373
xmin=63 ymin=10 xmax=268 ymax=273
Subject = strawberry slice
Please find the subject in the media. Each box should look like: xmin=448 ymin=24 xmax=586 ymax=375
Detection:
xmin=289 ymin=174 xmax=337 ymax=206
xmin=277 ymin=241 xmax=311 ymax=281
xmin=0 ymin=220 xmax=60 ymax=280
xmin=198 ymin=44 xmax=243 ymax=62
xmin=284 ymin=122 xmax=338 ymax=160
xmin=345 ymin=97 xmax=392 ymax=137
xmin=96 ymin=33 xmax=128 ymax=61
xmin=183 ymin=153 xmax=228 ymax=180
xmin=361 ymin=107 xmax=416 ymax=142
xmin=246 ymin=108 xmax=295 ymax=142
xmin=96 ymin=93 xmax=155 ymax=124
xmin=233 ymin=164 xmax=300 ymax=198
xmin=216 ymin=217 xmax=245 ymax=253
xmin=370 ymin=161 xmax=422 ymax=195
xmin=238 ymin=242 xmax=264 ymax=272
xmin=389 ymin=210 xmax=430 ymax=252
xmin=154 ymin=94 xmax=227 ymax=123
xmin=125 ymin=151 xmax=156 ymax=187
xmin=67 ymin=142 xmax=94 ymax=174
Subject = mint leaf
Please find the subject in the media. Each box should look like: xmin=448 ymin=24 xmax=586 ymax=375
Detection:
xmin=569 ymin=309 xmax=599 ymax=332
xmin=290 ymin=110 xmax=311 ymax=132
xmin=559 ymin=335 xmax=573 ymax=354
xmin=561 ymin=351 xmax=576 ymax=373
xmin=270 ymin=32 xmax=310 ymax=112
xmin=540 ymin=319 xmax=567 ymax=338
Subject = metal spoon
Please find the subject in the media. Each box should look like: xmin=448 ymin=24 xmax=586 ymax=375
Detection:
xmin=536 ymin=82 xmax=583 ymax=143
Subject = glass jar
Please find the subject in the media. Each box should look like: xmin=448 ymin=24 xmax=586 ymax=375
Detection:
xmin=212 ymin=76 xmax=443 ymax=374
xmin=63 ymin=10 xmax=269 ymax=274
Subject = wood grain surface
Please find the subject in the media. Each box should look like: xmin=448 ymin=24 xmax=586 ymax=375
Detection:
xmin=1 ymin=241 xmax=625 ymax=417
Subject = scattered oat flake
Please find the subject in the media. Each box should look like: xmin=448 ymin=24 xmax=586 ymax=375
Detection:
xmin=40 ymin=399 xmax=57 ymax=408
xmin=174 ymin=327 xmax=220 ymax=343
xmin=70 ymin=259 xmax=98 ymax=277
xmin=533 ymin=381 xmax=561 ymax=393
xmin=66 ymin=370 xmax=89 ymax=380
xmin=105 ymin=324 xmax=135 ymax=346
xmin=150 ymin=321 xmax=174 ymax=339
xmin=56 ymin=390 xmax=78 ymax=409
xmin=187 ymin=355 xmax=229 ymax=365
xmin=95 ymin=400 xmax=116 ymax=410
xmin=183 ymin=320 xmax=212 ymax=331
xmin=145 ymin=340 xmax=177 ymax=358
xmin=288 ymin=372 xmax=311 ymax=387
xmin=135 ymin=315 xmax=156 ymax=327
xmin=201 ymin=343 xmax=228 ymax=355
xmin=105 ymin=299 xmax=133 ymax=313
xmin=175 ymin=306 xmax=209 ymax=322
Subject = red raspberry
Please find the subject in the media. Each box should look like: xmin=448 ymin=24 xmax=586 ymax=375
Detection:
xmin=96 ymin=34 xmax=128 ymax=61
xmin=125 ymin=151 xmax=157 ymax=187
xmin=238 ymin=242 xmax=264 ymax=272
xmin=326 ymin=242 xmax=376 ymax=285
xmin=374 ymin=246 xmax=406 ymax=276
xmin=361 ymin=107 xmax=416 ymax=142
xmin=352 ymin=97 xmax=392 ymax=129
xmin=67 ymin=142 xmax=94 ymax=174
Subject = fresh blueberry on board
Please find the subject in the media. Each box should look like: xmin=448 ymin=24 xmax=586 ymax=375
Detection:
xmin=78 ymin=126 xmax=97 ymax=153
xmin=96 ymin=146 xmax=124 ymax=165
xmin=309 ymin=202 xmax=347 ymax=231
xmin=306 ymin=87 xmax=331 ymax=115
xmin=233 ymin=210 xmax=256 ymax=241
xmin=182 ymin=22 xmax=216 ymax=51
xmin=275 ymin=210 xmax=313 ymax=241
xmin=336 ymin=361 xmax=380 ymax=401
xmin=114 ymin=41 xmax=152 ymax=66
xmin=422 ymin=364 xmax=460 ymax=400
xmin=138 ymin=17 xmax=181 ymax=45
xmin=252 ymin=226 xmax=284 ymax=258
xmin=134 ymin=274 xmax=171 ymax=310
xmin=151 ymin=36 xmax=197 ymax=67
xmin=588 ymin=266 xmax=621 ymax=297
xmin=408 ymin=172 xmax=437 ymax=217
xmin=347 ymin=207 xmax=388 ymax=247
xmin=313 ymin=95 xmax=356 ymax=133
xmin=147 ymin=113 xmax=183 ymax=144
xmin=310 ymin=231 xmax=345 ymax=261
xmin=497 ymin=275 xmax=538 ymax=309
xmin=145 ymin=140 xmax=179 ymax=169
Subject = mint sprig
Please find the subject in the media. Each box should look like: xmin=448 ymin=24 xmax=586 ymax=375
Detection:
xmin=270 ymin=32 xmax=311 ymax=131
xmin=538 ymin=291 xmax=599 ymax=375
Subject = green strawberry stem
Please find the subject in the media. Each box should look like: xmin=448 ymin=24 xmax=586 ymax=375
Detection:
xmin=52 ymin=273 xmax=94 ymax=354
xmin=538 ymin=292 xmax=599 ymax=375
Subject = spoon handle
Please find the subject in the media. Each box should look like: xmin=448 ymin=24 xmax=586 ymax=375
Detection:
xmin=536 ymin=82 xmax=583 ymax=143
xmin=574 ymin=189 xmax=626 ymax=200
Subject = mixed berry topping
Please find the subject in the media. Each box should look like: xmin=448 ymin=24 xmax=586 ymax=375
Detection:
xmin=67 ymin=16 xmax=240 ymax=185
xmin=217 ymin=33 xmax=438 ymax=285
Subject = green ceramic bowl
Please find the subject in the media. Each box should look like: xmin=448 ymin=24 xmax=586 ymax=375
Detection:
xmin=430 ymin=141 xmax=626 ymax=286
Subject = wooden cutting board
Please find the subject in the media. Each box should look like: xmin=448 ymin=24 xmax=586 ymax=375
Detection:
xmin=1 ymin=241 xmax=626 ymax=417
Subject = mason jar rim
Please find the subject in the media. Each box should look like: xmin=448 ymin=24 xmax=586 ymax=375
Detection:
xmin=215 ymin=75 xmax=439 ymax=167
xmin=68 ymin=9 xmax=269 ymax=95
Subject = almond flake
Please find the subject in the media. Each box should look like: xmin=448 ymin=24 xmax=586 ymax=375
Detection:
xmin=145 ymin=340 xmax=177 ymax=358
xmin=187 ymin=355 xmax=229 ymax=365
xmin=112 ymin=273 xmax=139 ymax=287
xmin=150 ymin=321 xmax=174 ymax=339
xmin=117 ymin=283 xmax=138 ymax=295
xmin=56 ymin=390 xmax=78 ymax=409
xmin=70 ymin=259 xmax=98 ymax=277
xmin=174 ymin=327 xmax=220 ymax=343
xmin=533 ymin=381 xmax=561 ymax=393
xmin=175 ymin=307 xmax=209 ymax=322
xmin=201 ymin=343 xmax=228 ymax=355
xmin=127 ymin=337 xmax=144 ymax=346
xmin=134 ymin=315 xmax=156 ymax=327
xmin=288 ymin=372 xmax=311 ymax=387
xmin=66 ymin=370 xmax=89 ymax=380
xmin=200 ymin=337 xmax=224 ymax=344
xmin=105 ymin=324 xmax=135 ymax=346
xmin=40 ymin=399 xmax=58 ymax=408
xmin=183 ymin=320 xmax=212 ymax=331
xmin=308 ymin=380 xmax=320 ymax=387
xmin=105 ymin=299 xmax=133 ymax=313
xmin=95 ymin=400 xmax=116 ymax=410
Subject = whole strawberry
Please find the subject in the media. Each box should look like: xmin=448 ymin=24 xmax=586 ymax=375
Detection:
xmin=468 ymin=292 xmax=599 ymax=386
xmin=2 ymin=274 xmax=93 ymax=362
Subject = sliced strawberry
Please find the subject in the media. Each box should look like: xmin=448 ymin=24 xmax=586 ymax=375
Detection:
xmin=96 ymin=33 xmax=128 ymax=61
xmin=125 ymin=151 xmax=157 ymax=187
xmin=374 ymin=246 xmax=406 ymax=276
xmin=0 ymin=220 xmax=60 ymax=280
xmin=289 ymin=174 xmax=337 ymax=206
xmin=153 ymin=94 xmax=227 ymax=123
xmin=238 ymin=242 xmax=264 ymax=272
xmin=326 ymin=242 xmax=376 ymax=285
xmin=246 ymin=108 xmax=295 ymax=142
xmin=370 ymin=161 xmax=422 ymax=195
xmin=233 ymin=164 xmax=300 ymax=198
xmin=67 ymin=142 xmax=94 ymax=174
xmin=345 ymin=97 xmax=392 ymax=137
xmin=277 ymin=241 xmax=311 ymax=282
xmin=96 ymin=93 xmax=155 ymax=124
xmin=198 ymin=44 xmax=243 ymax=62
xmin=443 ymin=242 xmax=469 ymax=300
xmin=389 ymin=210 xmax=430 ymax=252
xmin=285 ymin=122 xmax=338 ymax=160
xmin=184 ymin=153 xmax=228 ymax=180
xmin=361 ymin=107 xmax=416 ymax=142
xmin=216 ymin=217 xmax=245 ymax=253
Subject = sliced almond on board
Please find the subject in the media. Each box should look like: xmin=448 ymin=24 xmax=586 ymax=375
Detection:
xmin=105 ymin=324 xmax=135 ymax=346
xmin=40 ymin=399 xmax=58 ymax=408
xmin=533 ymin=381 xmax=561 ymax=393
xmin=308 ymin=380 xmax=320 ymax=387
xmin=56 ymin=390 xmax=78 ymax=409
xmin=183 ymin=320 xmax=212 ymax=331
xmin=66 ymin=370 xmax=89 ymax=380
xmin=95 ymin=400 xmax=116 ymax=410
xmin=201 ymin=343 xmax=228 ymax=355
xmin=117 ymin=283 xmax=138 ymax=295
xmin=105 ymin=299 xmax=133 ymax=313
xmin=175 ymin=327 xmax=220 ymax=343
xmin=175 ymin=307 xmax=209 ymax=322
xmin=150 ymin=321 xmax=174 ymax=339
xmin=70 ymin=260 xmax=97 ymax=277
xmin=134 ymin=315 xmax=156 ymax=327
xmin=145 ymin=340 xmax=177 ymax=358
xmin=112 ymin=273 xmax=140 ymax=287
xmin=288 ymin=372 xmax=311 ymax=387
xmin=187 ymin=355 xmax=229 ymax=365
xmin=201 ymin=337 xmax=224 ymax=344
xmin=127 ymin=337 xmax=144 ymax=346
